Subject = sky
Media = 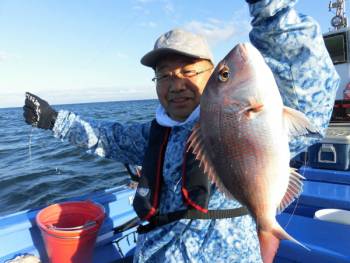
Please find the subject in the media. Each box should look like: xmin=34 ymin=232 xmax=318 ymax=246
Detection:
xmin=0 ymin=0 xmax=345 ymax=108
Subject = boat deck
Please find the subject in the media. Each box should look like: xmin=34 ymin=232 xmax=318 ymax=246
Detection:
xmin=1 ymin=167 xmax=350 ymax=263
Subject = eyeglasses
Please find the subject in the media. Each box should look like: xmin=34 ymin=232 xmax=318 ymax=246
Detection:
xmin=152 ymin=67 xmax=213 ymax=83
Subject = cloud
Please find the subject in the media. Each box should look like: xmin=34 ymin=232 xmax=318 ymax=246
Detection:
xmin=115 ymin=52 xmax=128 ymax=59
xmin=184 ymin=9 xmax=251 ymax=47
xmin=132 ymin=1 xmax=152 ymax=15
xmin=0 ymin=51 xmax=15 ymax=62
xmin=185 ymin=20 xmax=236 ymax=46
xmin=136 ymin=0 xmax=154 ymax=3
xmin=162 ymin=0 xmax=175 ymax=15
xmin=134 ymin=0 xmax=174 ymax=17
xmin=139 ymin=21 xmax=157 ymax=28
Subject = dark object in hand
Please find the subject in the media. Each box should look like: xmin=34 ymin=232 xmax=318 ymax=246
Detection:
xmin=23 ymin=92 xmax=58 ymax=130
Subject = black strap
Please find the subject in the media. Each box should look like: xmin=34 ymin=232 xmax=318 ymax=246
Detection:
xmin=124 ymin=164 xmax=141 ymax=182
xmin=137 ymin=207 xmax=249 ymax=234
xmin=114 ymin=216 xmax=141 ymax=234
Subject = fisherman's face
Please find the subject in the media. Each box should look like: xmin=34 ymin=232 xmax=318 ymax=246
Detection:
xmin=154 ymin=55 xmax=213 ymax=122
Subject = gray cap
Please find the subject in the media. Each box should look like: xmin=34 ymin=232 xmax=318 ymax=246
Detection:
xmin=141 ymin=28 xmax=214 ymax=68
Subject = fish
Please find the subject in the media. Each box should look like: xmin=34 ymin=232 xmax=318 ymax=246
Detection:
xmin=188 ymin=43 xmax=316 ymax=263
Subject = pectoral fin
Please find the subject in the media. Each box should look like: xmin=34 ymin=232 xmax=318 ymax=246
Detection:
xmin=283 ymin=106 xmax=320 ymax=137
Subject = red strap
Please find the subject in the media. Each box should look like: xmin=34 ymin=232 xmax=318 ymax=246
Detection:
xmin=181 ymin=187 xmax=208 ymax=213
xmin=181 ymin=142 xmax=208 ymax=214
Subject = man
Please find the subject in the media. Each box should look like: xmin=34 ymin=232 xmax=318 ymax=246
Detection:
xmin=24 ymin=0 xmax=339 ymax=262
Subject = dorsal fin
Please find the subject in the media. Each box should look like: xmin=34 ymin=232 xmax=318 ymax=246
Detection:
xmin=276 ymin=168 xmax=304 ymax=214
xmin=187 ymin=123 xmax=233 ymax=199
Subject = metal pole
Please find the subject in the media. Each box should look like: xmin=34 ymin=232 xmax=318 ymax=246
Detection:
xmin=329 ymin=0 xmax=347 ymax=30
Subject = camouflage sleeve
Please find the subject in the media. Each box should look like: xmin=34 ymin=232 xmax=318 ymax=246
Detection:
xmin=247 ymin=0 xmax=340 ymax=157
xmin=52 ymin=110 xmax=151 ymax=165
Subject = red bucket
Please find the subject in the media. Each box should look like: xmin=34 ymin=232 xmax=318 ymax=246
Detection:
xmin=36 ymin=201 xmax=105 ymax=263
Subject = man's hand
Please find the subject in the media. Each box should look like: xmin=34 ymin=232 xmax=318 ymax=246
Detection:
xmin=23 ymin=92 xmax=58 ymax=130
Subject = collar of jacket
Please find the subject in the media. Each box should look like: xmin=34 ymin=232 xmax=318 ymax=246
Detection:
xmin=155 ymin=104 xmax=199 ymax=130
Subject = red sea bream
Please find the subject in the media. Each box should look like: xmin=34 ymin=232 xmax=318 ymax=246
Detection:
xmin=188 ymin=43 xmax=316 ymax=263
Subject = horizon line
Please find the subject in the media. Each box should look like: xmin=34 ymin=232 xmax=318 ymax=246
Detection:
xmin=0 ymin=97 xmax=158 ymax=110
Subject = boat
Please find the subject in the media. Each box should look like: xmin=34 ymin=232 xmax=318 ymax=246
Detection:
xmin=0 ymin=185 xmax=139 ymax=263
xmin=1 ymin=166 xmax=350 ymax=263
xmin=1 ymin=1 xmax=350 ymax=262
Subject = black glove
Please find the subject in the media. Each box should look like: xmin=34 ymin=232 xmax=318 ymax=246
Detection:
xmin=23 ymin=92 xmax=58 ymax=130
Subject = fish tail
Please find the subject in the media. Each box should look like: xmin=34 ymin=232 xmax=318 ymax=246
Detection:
xmin=258 ymin=229 xmax=280 ymax=263
xmin=258 ymin=222 xmax=310 ymax=263
xmin=271 ymin=222 xmax=310 ymax=251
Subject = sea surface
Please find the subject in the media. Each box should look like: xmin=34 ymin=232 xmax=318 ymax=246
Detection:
xmin=0 ymin=99 xmax=158 ymax=216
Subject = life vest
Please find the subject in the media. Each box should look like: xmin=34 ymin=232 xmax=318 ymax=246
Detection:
xmin=133 ymin=120 xmax=248 ymax=233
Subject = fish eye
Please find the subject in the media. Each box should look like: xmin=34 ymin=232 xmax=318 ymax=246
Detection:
xmin=218 ymin=66 xmax=230 ymax=82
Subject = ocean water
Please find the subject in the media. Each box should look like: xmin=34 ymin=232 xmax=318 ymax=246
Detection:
xmin=0 ymin=99 xmax=158 ymax=216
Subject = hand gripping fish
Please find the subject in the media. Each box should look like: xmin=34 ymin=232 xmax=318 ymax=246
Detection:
xmin=188 ymin=43 xmax=316 ymax=263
